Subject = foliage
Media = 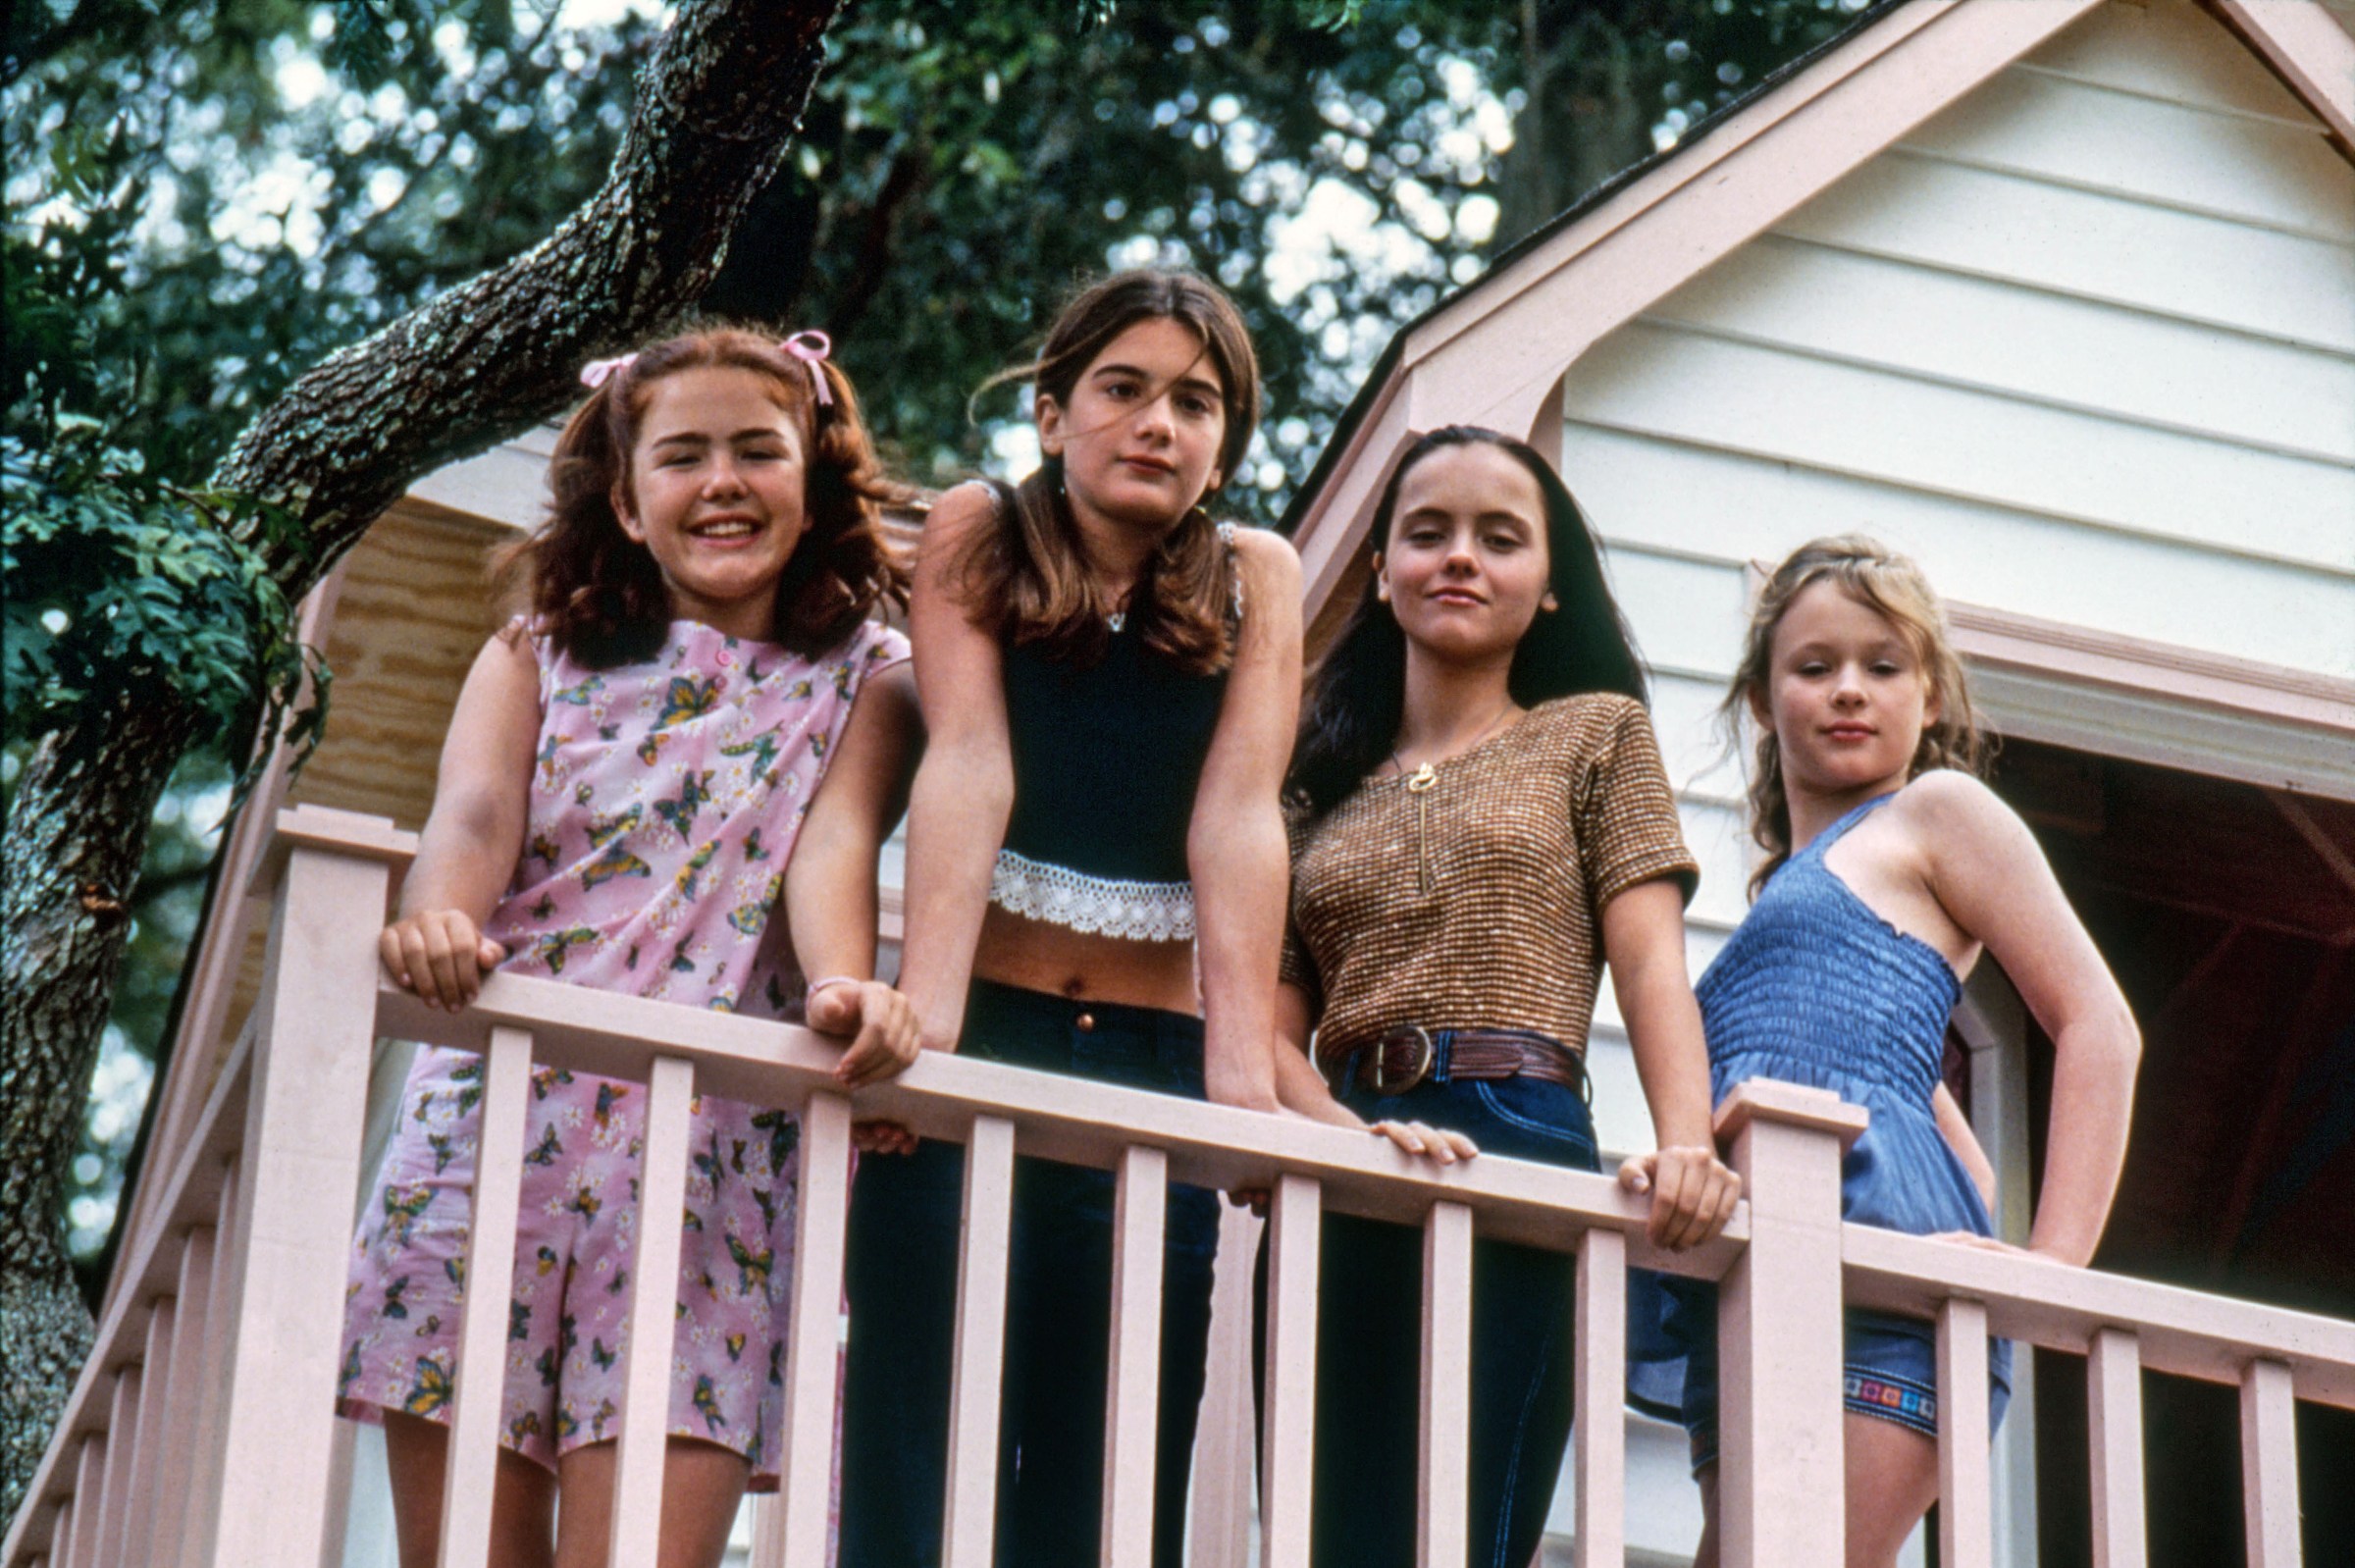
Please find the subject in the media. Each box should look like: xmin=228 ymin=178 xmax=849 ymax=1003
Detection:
xmin=5 ymin=0 xmax=1865 ymax=1267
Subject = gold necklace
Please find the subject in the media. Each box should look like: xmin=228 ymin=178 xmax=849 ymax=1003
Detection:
xmin=1388 ymin=702 xmax=1517 ymax=892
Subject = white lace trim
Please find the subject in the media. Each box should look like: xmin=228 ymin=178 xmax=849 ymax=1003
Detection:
xmin=989 ymin=849 xmax=1196 ymax=941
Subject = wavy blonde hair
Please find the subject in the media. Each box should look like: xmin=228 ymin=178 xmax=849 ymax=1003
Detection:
xmin=1724 ymin=535 xmax=1987 ymax=897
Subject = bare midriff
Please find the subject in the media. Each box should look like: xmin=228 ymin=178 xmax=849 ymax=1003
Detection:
xmin=970 ymin=904 xmax=1200 ymax=1016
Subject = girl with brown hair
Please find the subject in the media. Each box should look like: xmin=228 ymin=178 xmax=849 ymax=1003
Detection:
xmin=839 ymin=269 xmax=1301 ymax=1568
xmin=339 ymin=327 xmax=923 ymax=1568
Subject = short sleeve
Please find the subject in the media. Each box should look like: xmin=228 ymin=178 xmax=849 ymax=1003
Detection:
xmin=1276 ymin=798 xmax=1323 ymax=1012
xmin=1575 ymin=699 xmax=1701 ymax=915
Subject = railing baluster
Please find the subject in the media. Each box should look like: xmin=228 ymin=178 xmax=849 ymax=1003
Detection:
xmin=2238 ymin=1358 xmax=2299 ymax=1568
xmin=1418 ymin=1202 xmax=1474 ymax=1568
xmin=152 ymin=1227 xmax=214 ymax=1568
xmin=1188 ymin=1206 xmax=1263 ymax=1568
xmin=2087 ymin=1328 xmax=2147 ymax=1568
xmin=65 ymin=1436 xmax=102 ymax=1568
xmin=604 ymin=1053 xmax=697 ymax=1568
xmin=1259 ymin=1175 xmax=1322 ymax=1568
xmin=774 ymin=1089 xmax=854 ymax=1568
xmin=124 ymin=1297 xmax=177 ymax=1558
xmin=187 ymin=1159 xmax=242 ymax=1566
xmin=437 ymin=1025 xmax=535 ymax=1568
xmin=1574 ymin=1227 xmax=1627 ymax=1568
xmin=211 ymin=841 xmax=389 ymax=1568
xmin=1102 ymin=1144 xmax=1171 ymax=1568
xmin=89 ymin=1360 xmax=141 ymax=1568
xmin=1936 ymin=1298 xmax=1993 ymax=1568
xmin=1714 ymin=1083 xmax=1866 ymax=1568
xmin=943 ymin=1115 xmax=1017 ymax=1568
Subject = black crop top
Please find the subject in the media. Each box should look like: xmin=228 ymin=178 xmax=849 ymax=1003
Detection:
xmin=988 ymin=530 xmax=1238 ymax=942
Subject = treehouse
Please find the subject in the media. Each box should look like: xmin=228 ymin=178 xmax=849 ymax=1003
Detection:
xmin=7 ymin=1 xmax=2354 ymax=1565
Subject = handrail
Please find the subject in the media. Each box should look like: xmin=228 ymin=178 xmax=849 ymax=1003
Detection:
xmin=11 ymin=805 xmax=2354 ymax=1568
xmin=375 ymin=976 xmax=1745 ymax=1278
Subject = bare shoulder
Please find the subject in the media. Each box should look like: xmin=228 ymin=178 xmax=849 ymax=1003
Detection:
xmin=470 ymin=625 xmax=542 ymax=688
xmin=1229 ymin=522 xmax=1302 ymax=594
xmin=1894 ymin=769 xmax=2038 ymax=864
xmin=916 ymin=480 xmax=1002 ymax=559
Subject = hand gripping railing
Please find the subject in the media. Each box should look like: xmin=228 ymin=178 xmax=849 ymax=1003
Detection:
xmin=7 ymin=804 xmax=2354 ymax=1568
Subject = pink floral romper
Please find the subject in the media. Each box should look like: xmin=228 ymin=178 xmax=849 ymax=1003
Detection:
xmin=338 ymin=616 xmax=907 ymax=1486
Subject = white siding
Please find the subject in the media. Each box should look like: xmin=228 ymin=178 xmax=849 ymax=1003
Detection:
xmin=1565 ymin=0 xmax=2355 ymax=1162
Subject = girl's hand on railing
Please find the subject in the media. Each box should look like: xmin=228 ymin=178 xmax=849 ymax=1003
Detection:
xmin=1929 ymin=1231 xmax=2053 ymax=1262
xmin=1369 ymin=1120 xmax=1480 ymax=1167
xmin=380 ymin=911 xmax=506 ymax=1010
xmin=852 ymin=1121 xmax=919 ymax=1156
xmin=810 ymin=979 xmax=924 ymax=1089
xmin=1618 ymin=1144 xmax=1742 ymax=1251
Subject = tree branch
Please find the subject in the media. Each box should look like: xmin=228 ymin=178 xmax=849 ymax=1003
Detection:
xmin=213 ymin=0 xmax=853 ymax=604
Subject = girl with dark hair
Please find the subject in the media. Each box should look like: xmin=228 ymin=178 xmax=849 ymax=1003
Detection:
xmin=839 ymin=269 xmax=1301 ymax=1568
xmin=1269 ymin=426 xmax=1739 ymax=1568
xmin=339 ymin=327 xmax=922 ymax=1568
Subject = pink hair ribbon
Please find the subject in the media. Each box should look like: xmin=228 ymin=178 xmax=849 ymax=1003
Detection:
xmin=579 ymin=353 xmax=638 ymax=390
xmin=780 ymin=330 xmax=834 ymax=407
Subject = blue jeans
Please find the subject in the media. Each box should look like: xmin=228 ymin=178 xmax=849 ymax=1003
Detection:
xmin=1256 ymin=1045 xmax=1601 ymax=1568
xmin=839 ymin=981 xmax=1221 ymax=1568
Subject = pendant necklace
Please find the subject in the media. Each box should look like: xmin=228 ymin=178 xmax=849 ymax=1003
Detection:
xmin=1389 ymin=701 xmax=1517 ymax=893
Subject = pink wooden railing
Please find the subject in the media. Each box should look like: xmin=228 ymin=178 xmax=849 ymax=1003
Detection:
xmin=6 ymin=805 xmax=2353 ymax=1568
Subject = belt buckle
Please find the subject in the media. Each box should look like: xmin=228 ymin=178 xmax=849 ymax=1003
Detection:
xmin=1367 ymin=1024 xmax=1435 ymax=1096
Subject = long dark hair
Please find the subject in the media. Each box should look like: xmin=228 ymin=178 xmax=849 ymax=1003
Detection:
xmin=495 ymin=326 xmax=910 ymax=668
xmin=1288 ymin=426 xmax=1648 ymax=820
xmin=952 ymin=268 xmax=1261 ymax=673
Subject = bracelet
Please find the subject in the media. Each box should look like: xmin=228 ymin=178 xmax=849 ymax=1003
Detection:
xmin=805 ymin=975 xmax=864 ymax=1004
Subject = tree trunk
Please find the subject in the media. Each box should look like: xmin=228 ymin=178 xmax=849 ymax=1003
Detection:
xmin=1495 ymin=2 xmax=1656 ymax=251
xmin=0 ymin=698 xmax=202 ymax=1516
xmin=0 ymin=0 xmax=848 ymax=1520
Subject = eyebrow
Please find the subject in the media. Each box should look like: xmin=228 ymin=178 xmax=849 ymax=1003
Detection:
xmin=1090 ymin=361 xmax=1225 ymax=399
xmin=1399 ymin=504 xmax=1537 ymax=527
xmin=648 ymin=427 xmax=791 ymax=448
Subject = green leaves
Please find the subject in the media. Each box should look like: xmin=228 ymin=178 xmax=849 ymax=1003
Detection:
xmin=2 ymin=426 xmax=326 ymax=786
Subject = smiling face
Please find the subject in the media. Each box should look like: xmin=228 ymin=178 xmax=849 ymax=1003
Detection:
xmin=1374 ymin=441 xmax=1556 ymax=669
xmin=614 ymin=366 xmax=809 ymax=642
xmin=1758 ymin=579 xmax=1942 ymax=802
xmin=1036 ymin=316 xmax=1228 ymax=537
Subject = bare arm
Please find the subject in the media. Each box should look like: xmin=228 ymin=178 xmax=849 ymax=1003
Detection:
xmin=1603 ymin=877 xmax=1741 ymax=1249
xmin=1186 ymin=528 xmax=1300 ymax=1114
xmin=1911 ymin=772 xmax=2139 ymax=1266
xmin=380 ymin=631 xmax=542 ymax=1008
xmin=896 ymin=486 xmax=1017 ymax=1054
xmin=785 ymin=659 xmax=923 ymax=1087
xmin=1931 ymin=1080 xmax=1997 ymax=1211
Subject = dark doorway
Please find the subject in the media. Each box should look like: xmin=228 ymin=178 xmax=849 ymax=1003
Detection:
xmin=1985 ymin=738 xmax=2355 ymax=1567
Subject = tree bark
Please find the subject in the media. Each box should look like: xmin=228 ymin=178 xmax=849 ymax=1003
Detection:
xmin=0 ymin=0 xmax=849 ymax=1521
xmin=1495 ymin=1 xmax=1657 ymax=250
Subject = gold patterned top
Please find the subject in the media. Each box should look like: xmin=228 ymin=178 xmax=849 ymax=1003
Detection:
xmin=1281 ymin=694 xmax=1699 ymax=1060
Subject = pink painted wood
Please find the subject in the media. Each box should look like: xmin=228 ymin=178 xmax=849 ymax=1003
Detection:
xmin=1102 ymin=1145 xmax=1171 ymax=1568
xmin=603 ymin=1052 xmax=696 ymax=1568
xmin=96 ymin=1367 xmax=143 ymax=1568
xmin=746 ymin=1494 xmax=786 ymax=1568
xmin=151 ymin=1225 xmax=217 ymax=1568
xmin=209 ymin=840 xmax=390 ymax=1568
xmin=1714 ymin=1081 xmax=1867 ymax=1568
xmin=320 ymin=1417 xmax=361 ymax=1565
xmin=1418 ymin=1202 xmax=1474 ymax=1568
xmin=186 ymin=1159 xmax=243 ymax=1566
xmin=943 ymin=1114 xmax=1018 ymax=1568
xmin=2086 ymin=1328 xmax=2148 ymax=1568
xmin=437 ymin=1025 xmax=535 ymax=1568
xmin=1936 ymin=1298 xmax=1993 ymax=1568
xmin=1574 ymin=1226 xmax=1628 ymax=1568
xmin=2238 ymin=1358 xmax=2299 ymax=1568
xmin=1188 ymin=1206 xmax=1264 ymax=1568
xmin=1259 ymin=1175 xmax=1322 ymax=1568
xmin=122 ymin=1299 xmax=176 ymax=1560
xmin=65 ymin=1437 xmax=102 ymax=1568
xmin=774 ymin=1090 xmax=854 ymax=1568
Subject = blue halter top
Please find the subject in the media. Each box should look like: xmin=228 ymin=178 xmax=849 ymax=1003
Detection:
xmin=1695 ymin=792 xmax=1990 ymax=1238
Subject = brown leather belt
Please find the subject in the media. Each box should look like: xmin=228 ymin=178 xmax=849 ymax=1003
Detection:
xmin=1323 ymin=1024 xmax=1590 ymax=1103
